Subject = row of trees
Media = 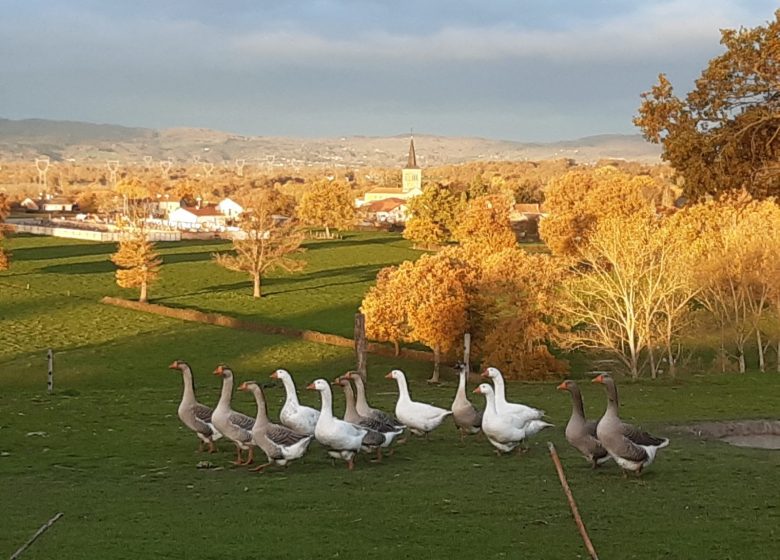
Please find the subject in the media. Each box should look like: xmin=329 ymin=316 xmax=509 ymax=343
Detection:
xmin=363 ymin=161 xmax=780 ymax=379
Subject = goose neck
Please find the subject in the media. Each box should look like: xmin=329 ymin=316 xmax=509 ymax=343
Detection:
xmin=318 ymin=385 xmax=334 ymax=420
xmin=217 ymin=373 xmax=234 ymax=410
xmin=180 ymin=366 xmax=196 ymax=403
xmin=281 ymin=376 xmax=300 ymax=407
xmin=251 ymin=386 xmax=269 ymax=427
xmin=569 ymin=385 xmax=586 ymax=420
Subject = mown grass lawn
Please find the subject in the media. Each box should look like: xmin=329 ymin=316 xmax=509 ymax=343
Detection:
xmin=1 ymin=233 xmax=779 ymax=559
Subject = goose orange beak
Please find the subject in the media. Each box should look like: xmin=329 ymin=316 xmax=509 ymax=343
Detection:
xmin=384 ymin=372 xmax=393 ymax=379
xmin=556 ymin=382 xmax=568 ymax=391
xmin=270 ymin=371 xmax=279 ymax=379
xmin=168 ymin=361 xmax=179 ymax=370
xmin=306 ymin=383 xmax=316 ymax=390
xmin=592 ymin=374 xmax=604 ymax=384
xmin=238 ymin=382 xmax=248 ymax=391
xmin=213 ymin=365 xmax=224 ymax=376
xmin=480 ymin=370 xmax=489 ymax=378
xmin=473 ymin=387 xmax=482 ymax=394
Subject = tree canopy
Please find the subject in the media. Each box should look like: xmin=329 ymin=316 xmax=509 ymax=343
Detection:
xmin=635 ymin=9 xmax=780 ymax=199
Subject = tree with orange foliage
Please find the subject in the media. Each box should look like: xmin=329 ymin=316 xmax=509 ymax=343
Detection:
xmin=214 ymin=191 xmax=305 ymax=298
xmin=539 ymin=167 xmax=657 ymax=257
xmin=297 ymin=179 xmax=356 ymax=238
xmin=403 ymin=183 xmax=463 ymax=250
xmin=361 ymin=266 xmax=412 ymax=356
xmin=110 ymin=220 xmax=162 ymax=303
xmin=469 ymin=247 xmax=567 ymax=380
xmin=453 ymin=194 xmax=517 ymax=252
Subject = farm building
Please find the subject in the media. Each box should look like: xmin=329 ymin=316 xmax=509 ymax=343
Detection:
xmin=168 ymin=205 xmax=227 ymax=230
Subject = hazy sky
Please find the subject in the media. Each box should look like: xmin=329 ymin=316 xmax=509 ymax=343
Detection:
xmin=0 ymin=0 xmax=776 ymax=141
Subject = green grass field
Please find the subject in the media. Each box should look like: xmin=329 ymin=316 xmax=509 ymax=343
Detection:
xmin=1 ymin=233 xmax=779 ymax=559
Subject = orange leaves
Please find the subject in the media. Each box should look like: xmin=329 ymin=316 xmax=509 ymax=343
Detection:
xmin=403 ymin=183 xmax=463 ymax=249
xmin=297 ymin=179 xmax=356 ymax=234
xmin=540 ymin=167 xmax=656 ymax=257
xmin=453 ymin=194 xmax=517 ymax=252
xmin=110 ymin=228 xmax=162 ymax=302
xmin=213 ymin=190 xmax=305 ymax=298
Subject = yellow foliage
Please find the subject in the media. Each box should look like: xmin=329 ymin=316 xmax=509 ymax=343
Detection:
xmin=540 ymin=167 xmax=657 ymax=256
xmin=453 ymin=194 xmax=517 ymax=252
xmin=110 ymin=229 xmax=162 ymax=303
xmin=297 ymin=179 xmax=356 ymax=236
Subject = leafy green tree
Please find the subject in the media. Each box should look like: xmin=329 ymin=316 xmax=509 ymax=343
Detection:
xmin=635 ymin=10 xmax=780 ymax=199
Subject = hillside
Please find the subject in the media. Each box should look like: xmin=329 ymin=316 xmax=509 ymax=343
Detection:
xmin=0 ymin=117 xmax=660 ymax=166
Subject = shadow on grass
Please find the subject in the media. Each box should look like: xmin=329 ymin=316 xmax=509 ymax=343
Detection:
xmin=11 ymin=241 xmax=115 ymax=262
xmin=303 ymin=232 xmax=406 ymax=252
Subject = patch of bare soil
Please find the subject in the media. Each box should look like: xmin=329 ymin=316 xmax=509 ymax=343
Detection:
xmin=682 ymin=420 xmax=780 ymax=450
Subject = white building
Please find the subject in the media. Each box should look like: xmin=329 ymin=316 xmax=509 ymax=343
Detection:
xmin=217 ymin=197 xmax=243 ymax=218
xmin=168 ymin=205 xmax=227 ymax=230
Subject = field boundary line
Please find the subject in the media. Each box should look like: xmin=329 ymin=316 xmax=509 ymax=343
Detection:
xmin=100 ymin=296 xmax=435 ymax=363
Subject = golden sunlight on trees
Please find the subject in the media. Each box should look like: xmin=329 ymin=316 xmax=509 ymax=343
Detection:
xmin=0 ymin=193 xmax=10 ymax=270
xmin=558 ymin=211 xmax=696 ymax=379
xmin=470 ymin=247 xmax=567 ymax=379
xmin=682 ymin=196 xmax=780 ymax=373
xmin=635 ymin=9 xmax=780 ymax=199
xmin=403 ymin=183 xmax=463 ymax=249
xmin=214 ymin=191 xmax=305 ymax=298
xmin=297 ymin=179 xmax=356 ymax=238
xmin=453 ymin=194 xmax=517 ymax=252
xmin=110 ymin=222 xmax=162 ymax=303
xmin=361 ymin=266 xmax=412 ymax=356
xmin=539 ymin=167 xmax=657 ymax=256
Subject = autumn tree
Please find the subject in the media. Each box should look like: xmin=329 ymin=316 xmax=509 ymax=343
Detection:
xmin=453 ymin=194 xmax=517 ymax=252
xmin=361 ymin=266 xmax=412 ymax=355
xmin=539 ymin=167 xmax=657 ymax=256
xmin=110 ymin=221 xmax=162 ymax=303
xmin=635 ymin=10 xmax=780 ymax=199
xmin=297 ymin=179 xmax=356 ymax=238
xmin=403 ymin=183 xmax=463 ymax=249
xmin=468 ymin=247 xmax=567 ymax=379
xmin=0 ymin=193 xmax=10 ymax=270
xmin=214 ymin=191 xmax=305 ymax=298
xmin=558 ymin=210 xmax=699 ymax=379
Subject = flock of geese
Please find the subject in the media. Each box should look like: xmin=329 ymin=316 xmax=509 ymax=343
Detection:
xmin=168 ymin=360 xmax=669 ymax=476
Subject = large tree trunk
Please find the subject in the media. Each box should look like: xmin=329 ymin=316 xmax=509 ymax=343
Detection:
xmin=756 ymin=329 xmax=765 ymax=373
xmin=648 ymin=347 xmax=657 ymax=380
xmin=428 ymin=346 xmax=441 ymax=384
xmin=325 ymin=225 xmax=331 ymax=239
xmin=253 ymin=274 xmax=261 ymax=298
xmin=139 ymin=281 xmax=148 ymax=303
xmin=393 ymin=340 xmax=400 ymax=356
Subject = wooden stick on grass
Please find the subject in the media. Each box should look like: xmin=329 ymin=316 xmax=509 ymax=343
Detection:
xmin=548 ymin=442 xmax=599 ymax=560
xmin=9 ymin=512 xmax=64 ymax=560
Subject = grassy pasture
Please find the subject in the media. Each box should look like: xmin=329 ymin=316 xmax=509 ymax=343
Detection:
xmin=1 ymin=233 xmax=779 ymax=559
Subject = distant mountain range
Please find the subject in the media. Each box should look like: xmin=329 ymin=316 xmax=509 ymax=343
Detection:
xmin=0 ymin=117 xmax=660 ymax=167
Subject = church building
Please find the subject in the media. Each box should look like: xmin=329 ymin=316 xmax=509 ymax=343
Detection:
xmin=361 ymin=137 xmax=423 ymax=204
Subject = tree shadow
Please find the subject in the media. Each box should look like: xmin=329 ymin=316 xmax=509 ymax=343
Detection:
xmin=11 ymin=242 xmax=116 ymax=262
xmin=303 ymin=233 xmax=406 ymax=252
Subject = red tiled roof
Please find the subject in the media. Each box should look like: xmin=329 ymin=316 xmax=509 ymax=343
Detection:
xmin=366 ymin=198 xmax=406 ymax=212
xmin=181 ymin=205 xmax=222 ymax=217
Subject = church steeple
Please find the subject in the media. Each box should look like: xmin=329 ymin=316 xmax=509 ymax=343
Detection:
xmin=406 ymin=136 xmax=418 ymax=169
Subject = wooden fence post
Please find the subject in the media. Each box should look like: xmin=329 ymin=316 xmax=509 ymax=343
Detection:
xmin=47 ymin=349 xmax=53 ymax=394
xmin=354 ymin=312 xmax=367 ymax=381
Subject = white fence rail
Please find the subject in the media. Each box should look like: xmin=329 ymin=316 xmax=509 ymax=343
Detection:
xmin=9 ymin=223 xmax=181 ymax=242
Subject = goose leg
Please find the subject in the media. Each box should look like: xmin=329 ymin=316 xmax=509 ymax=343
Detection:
xmin=208 ymin=440 xmax=216 ymax=454
xmin=372 ymin=448 xmax=383 ymax=463
xmin=232 ymin=446 xmax=244 ymax=465
xmin=243 ymin=447 xmax=254 ymax=466
xmin=250 ymin=461 xmax=273 ymax=473
xmin=347 ymin=457 xmax=355 ymax=471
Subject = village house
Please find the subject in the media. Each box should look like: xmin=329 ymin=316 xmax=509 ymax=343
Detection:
xmin=217 ymin=197 xmax=243 ymax=218
xmin=364 ymin=197 xmax=408 ymax=224
xmin=509 ymin=203 xmax=545 ymax=241
xmin=20 ymin=196 xmax=76 ymax=212
xmin=168 ymin=205 xmax=227 ymax=231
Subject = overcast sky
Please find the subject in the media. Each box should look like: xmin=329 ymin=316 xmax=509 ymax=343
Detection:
xmin=0 ymin=0 xmax=776 ymax=141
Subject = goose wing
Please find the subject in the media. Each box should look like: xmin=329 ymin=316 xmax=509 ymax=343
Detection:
xmin=266 ymin=424 xmax=310 ymax=447
xmin=622 ymin=423 xmax=667 ymax=446
xmin=230 ymin=411 xmax=255 ymax=431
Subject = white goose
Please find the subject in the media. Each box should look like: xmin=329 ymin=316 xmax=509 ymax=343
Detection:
xmin=333 ymin=376 xmax=403 ymax=461
xmin=481 ymin=367 xmax=545 ymax=425
xmin=385 ymin=369 xmax=452 ymax=438
xmin=169 ymin=360 xmax=223 ymax=452
xmin=238 ymin=381 xmax=313 ymax=473
xmin=270 ymin=368 xmax=320 ymax=435
xmin=307 ymin=379 xmax=369 ymax=470
xmin=474 ymin=383 xmax=553 ymax=454
xmin=212 ymin=365 xmax=255 ymax=465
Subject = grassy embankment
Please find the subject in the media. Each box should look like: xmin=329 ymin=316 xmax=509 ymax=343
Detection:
xmin=0 ymin=233 xmax=778 ymax=559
